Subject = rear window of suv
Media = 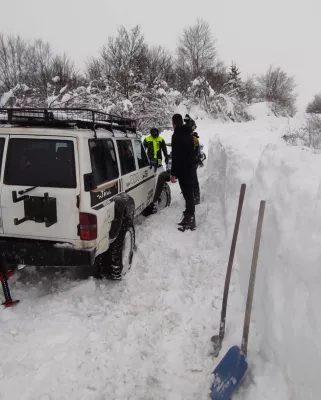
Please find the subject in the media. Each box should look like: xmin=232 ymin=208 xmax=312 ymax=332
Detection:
xmin=89 ymin=139 xmax=119 ymax=186
xmin=4 ymin=138 xmax=76 ymax=188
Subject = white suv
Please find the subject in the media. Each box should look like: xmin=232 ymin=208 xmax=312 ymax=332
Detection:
xmin=0 ymin=108 xmax=171 ymax=279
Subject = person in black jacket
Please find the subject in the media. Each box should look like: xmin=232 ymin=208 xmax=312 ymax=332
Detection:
xmin=170 ymin=113 xmax=196 ymax=231
xmin=184 ymin=114 xmax=201 ymax=205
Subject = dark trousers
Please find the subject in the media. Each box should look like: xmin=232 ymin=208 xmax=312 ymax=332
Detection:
xmin=178 ymin=174 xmax=195 ymax=216
xmin=191 ymin=165 xmax=200 ymax=200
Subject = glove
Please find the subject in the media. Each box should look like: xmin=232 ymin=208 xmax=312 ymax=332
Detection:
xmin=170 ymin=176 xmax=177 ymax=183
xmin=165 ymin=156 xmax=169 ymax=165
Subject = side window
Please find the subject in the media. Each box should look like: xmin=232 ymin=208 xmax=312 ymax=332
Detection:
xmin=116 ymin=140 xmax=136 ymax=175
xmin=134 ymin=140 xmax=149 ymax=169
xmin=0 ymin=138 xmax=5 ymax=175
xmin=89 ymin=139 xmax=119 ymax=186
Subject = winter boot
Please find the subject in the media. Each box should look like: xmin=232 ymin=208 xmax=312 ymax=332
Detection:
xmin=177 ymin=211 xmax=187 ymax=226
xmin=178 ymin=214 xmax=196 ymax=232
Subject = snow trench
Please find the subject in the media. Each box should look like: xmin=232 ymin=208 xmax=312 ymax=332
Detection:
xmin=207 ymin=134 xmax=321 ymax=400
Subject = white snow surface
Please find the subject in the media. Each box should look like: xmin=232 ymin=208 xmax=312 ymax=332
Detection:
xmin=0 ymin=89 xmax=14 ymax=107
xmin=0 ymin=103 xmax=318 ymax=399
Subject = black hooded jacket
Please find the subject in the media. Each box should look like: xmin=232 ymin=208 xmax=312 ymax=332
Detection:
xmin=171 ymin=124 xmax=195 ymax=178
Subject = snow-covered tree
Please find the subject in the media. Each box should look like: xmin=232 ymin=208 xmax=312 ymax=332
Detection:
xmin=176 ymin=19 xmax=222 ymax=93
xmin=1 ymin=28 xmax=254 ymax=129
xmin=243 ymin=74 xmax=258 ymax=104
xmin=257 ymin=65 xmax=297 ymax=116
xmin=186 ymin=76 xmax=250 ymax=122
xmin=99 ymin=25 xmax=148 ymax=99
xmin=222 ymin=62 xmax=245 ymax=100
xmin=306 ymin=93 xmax=321 ymax=114
xmin=177 ymin=19 xmax=216 ymax=80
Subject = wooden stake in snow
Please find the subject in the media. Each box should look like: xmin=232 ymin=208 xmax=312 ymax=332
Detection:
xmin=211 ymin=183 xmax=246 ymax=357
xmin=210 ymin=200 xmax=266 ymax=400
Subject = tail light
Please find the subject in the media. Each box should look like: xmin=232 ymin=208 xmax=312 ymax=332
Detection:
xmin=79 ymin=213 xmax=97 ymax=240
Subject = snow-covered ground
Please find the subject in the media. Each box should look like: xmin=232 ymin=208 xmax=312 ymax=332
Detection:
xmin=1 ymin=104 xmax=319 ymax=399
xmin=0 ymin=165 xmax=227 ymax=400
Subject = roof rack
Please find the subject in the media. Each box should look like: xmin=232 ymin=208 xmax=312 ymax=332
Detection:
xmin=0 ymin=108 xmax=138 ymax=138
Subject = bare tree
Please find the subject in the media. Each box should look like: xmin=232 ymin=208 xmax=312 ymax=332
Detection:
xmin=177 ymin=19 xmax=217 ymax=82
xmin=257 ymin=65 xmax=297 ymax=115
xmin=29 ymin=39 xmax=54 ymax=96
xmin=51 ymin=53 xmax=82 ymax=88
xmin=145 ymin=45 xmax=175 ymax=87
xmin=100 ymin=25 xmax=148 ymax=98
xmin=205 ymin=60 xmax=228 ymax=93
xmin=85 ymin=56 xmax=103 ymax=82
xmin=283 ymin=114 xmax=321 ymax=149
xmin=306 ymin=93 xmax=321 ymax=114
xmin=0 ymin=34 xmax=82 ymax=101
xmin=243 ymin=74 xmax=258 ymax=103
xmin=0 ymin=34 xmax=32 ymax=90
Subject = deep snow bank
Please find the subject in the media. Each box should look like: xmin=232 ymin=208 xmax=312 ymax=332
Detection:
xmin=205 ymin=113 xmax=321 ymax=400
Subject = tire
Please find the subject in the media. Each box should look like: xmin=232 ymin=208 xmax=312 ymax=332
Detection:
xmin=95 ymin=220 xmax=135 ymax=280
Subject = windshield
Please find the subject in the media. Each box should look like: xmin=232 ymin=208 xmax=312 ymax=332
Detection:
xmin=4 ymin=138 xmax=76 ymax=188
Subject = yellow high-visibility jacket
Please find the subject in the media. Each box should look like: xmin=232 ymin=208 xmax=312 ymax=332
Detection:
xmin=143 ymin=135 xmax=168 ymax=165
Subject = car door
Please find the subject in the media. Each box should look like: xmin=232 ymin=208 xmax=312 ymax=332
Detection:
xmin=133 ymin=139 xmax=156 ymax=209
xmin=0 ymin=135 xmax=8 ymax=233
xmin=116 ymin=139 xmax=142 ymax=215
xmin=0 ymin=135 xmax=80 ymax=241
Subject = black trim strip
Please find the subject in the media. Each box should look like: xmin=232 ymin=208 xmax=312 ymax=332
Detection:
xmin=92 ymin=203 xmax=105 ymax=211
xmin=90 ymin=174 xmax=154 ymax=211
xmin=125 ymin=175 xmax=154 ymax=193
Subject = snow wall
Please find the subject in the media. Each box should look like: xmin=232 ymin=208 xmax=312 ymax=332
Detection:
xmin=206 ymin=125 xmax=321 ymax=399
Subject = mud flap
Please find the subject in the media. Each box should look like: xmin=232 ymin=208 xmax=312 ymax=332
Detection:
xmin=109 ymin=194 xmax=135 ymax=242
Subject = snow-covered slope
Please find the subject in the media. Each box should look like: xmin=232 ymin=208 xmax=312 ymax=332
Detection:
xmin=0 ymin=104 xmax=317 ymax=399
xmin=204 ymin=105 xmax=320 ymax=400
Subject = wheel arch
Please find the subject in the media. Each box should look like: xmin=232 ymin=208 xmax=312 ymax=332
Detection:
xmin=109 ymin=193 xmax=135 ymax=242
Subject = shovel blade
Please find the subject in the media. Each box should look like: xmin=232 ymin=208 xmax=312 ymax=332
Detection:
xmin=210 ymin=345 xmax=248 ymax=400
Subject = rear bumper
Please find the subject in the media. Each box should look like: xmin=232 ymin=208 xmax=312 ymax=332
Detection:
xmin=0 ymin=238 xmax=96 ymax=267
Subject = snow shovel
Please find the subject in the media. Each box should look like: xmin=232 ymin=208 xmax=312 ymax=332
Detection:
xmin=210 ymin=200 xmax=266 ymax=400
xmin=211 ymin=183 xmax=246 ymax=357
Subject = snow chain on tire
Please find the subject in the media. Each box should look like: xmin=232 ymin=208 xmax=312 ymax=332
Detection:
xmin=96 ymin=219 xmax=135 ymax=280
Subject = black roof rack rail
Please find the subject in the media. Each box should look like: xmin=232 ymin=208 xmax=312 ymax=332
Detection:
xmin=0 ymin=107 xmax=139 ymax=138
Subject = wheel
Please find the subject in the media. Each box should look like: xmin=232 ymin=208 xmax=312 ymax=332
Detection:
xmin=95 ymin=220 xmax=135 ymax=280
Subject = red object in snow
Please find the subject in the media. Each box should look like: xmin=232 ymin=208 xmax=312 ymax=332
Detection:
xmin=0 ymin=268 xmax=19 ymax=308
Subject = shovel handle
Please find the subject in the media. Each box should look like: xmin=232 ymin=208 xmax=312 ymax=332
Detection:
xmin=241 ymin=200 xmax=266 ymax=356
xmin=218 ymin=183 xmax=246 ymax=341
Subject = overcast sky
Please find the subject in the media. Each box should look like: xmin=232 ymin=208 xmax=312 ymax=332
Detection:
xmin=1 ymin=0 xmax=320 ymax=110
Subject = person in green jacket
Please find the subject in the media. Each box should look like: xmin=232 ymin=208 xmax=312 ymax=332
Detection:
xmin=143 ymin=127 xmax=169 ymax=169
